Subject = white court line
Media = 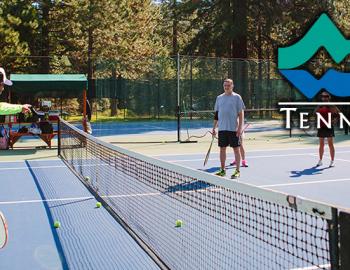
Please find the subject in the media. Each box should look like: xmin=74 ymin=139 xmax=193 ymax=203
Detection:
xmin=309 ymin=154 xmax=350 ymax=163
xmin=168 ymin=150 xmax=350 ymax=163
xmin=152 ymin=147 xmax=350 ymax=157
xmin=0 ymin=163 xmax=109 ymax=172
xmin=0 ymin=188 xmax=222 ymax=205
xmin=289 ymin=264 xmax=330 ymax=270
xmin=332 ymin=158 xmax=350 ymax=163
xmin=0 ymin=196 xmax=94 ymax=205
xmin=168 ymin=153 xmax=316 ymax=163
xmin=151 ymin=147 xmax=318 ymax=157
xmin=0 ymin=153 xmax=348 ymax=171
xmin=260 ymin=178 xmax=350 ymax=188
xmin=0 ymin=159 xmax=59 ymax=164
xmin=0 ymin=165 xmax=66 ymax=171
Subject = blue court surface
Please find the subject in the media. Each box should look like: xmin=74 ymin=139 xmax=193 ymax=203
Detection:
xmin=0 ymin=159 xmax=160 ymax=270
xmin=1 ymin=144 xmax=349 ymax=269
xmin=73 ymin=120 xmax=283 ymax=137
xmin=156 ymin=145 xmax=350 ymax=209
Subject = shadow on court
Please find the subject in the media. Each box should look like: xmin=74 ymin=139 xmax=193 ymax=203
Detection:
xmin=167 ymin=180 xmax=212 ymax=193
xmin=199 ymin=167 xmax=220 ymax=173
xmin=290 ymin=166 xmax=331 ymax=178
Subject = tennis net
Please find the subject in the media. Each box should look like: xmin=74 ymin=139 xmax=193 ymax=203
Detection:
xmin=58 ymin=118 xmax=348 ymax=270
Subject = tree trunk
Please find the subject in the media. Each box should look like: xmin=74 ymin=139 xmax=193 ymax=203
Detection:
xmin=110 ymin=70 xmax=118 ymax=117
xmin=232 ymin=0 xmax=248 ymax=105
xmin=172 ymin=0 xmax=178 ymax=55
xmin=41 ymin=0 xmax=50 ymax=73
xmin=257 ymin=19 xmax=263 ymax=110
xmin=231 ymin=0 xmax=248 ymax=59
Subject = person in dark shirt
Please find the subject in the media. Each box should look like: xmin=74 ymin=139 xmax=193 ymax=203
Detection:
xmin=315 ymin=91 xmax=339 ymax=167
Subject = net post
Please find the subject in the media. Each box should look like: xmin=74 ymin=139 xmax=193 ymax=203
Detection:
xmin=83 ymin=89 xmax=87 ymax=132
xmin=177 ymin=106 xmax=180 ymax=142
xmin=339 ymin=211 xmax=350 ymax=270
xmin=328 ymin=207 xmax=340 ymax=270
xmin=57 ymin=117 xmax=61 ymax=157
xmin=177 ymin=53 xmax=181 ymax=142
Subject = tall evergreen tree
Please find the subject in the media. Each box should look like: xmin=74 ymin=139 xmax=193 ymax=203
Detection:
xmin=0 ymin=0 xmax=38 ymax=72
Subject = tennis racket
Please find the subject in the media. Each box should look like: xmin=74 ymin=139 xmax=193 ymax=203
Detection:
xmin=0 ymin=211 xmax=8 ymax=249
xmin=240 ymin=123 xmax=250 ymax=136
xmin=203 ymin=133 xmax=215 ymax=166
xmin=203 ymin=123 xmax=250 ymax=167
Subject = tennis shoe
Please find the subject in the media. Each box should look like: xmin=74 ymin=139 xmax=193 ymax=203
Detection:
xmin=230 ymin=160 xmax=236 ymax=166
xmin=329 ymin=160 xmax=335 ymax=167
xmin=316 ymin=160 xmax=323 ymax=166
xmin=215 ymin=169 xmax=226 ymax=177
xmin=231 ymin=169 xmax=240 ymax=179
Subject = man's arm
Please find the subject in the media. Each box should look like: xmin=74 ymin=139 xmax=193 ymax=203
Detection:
xmin=236 ymin=110 xmax=244 ymax=136
xmin=212 ymin=111 xmax=218 ymax=136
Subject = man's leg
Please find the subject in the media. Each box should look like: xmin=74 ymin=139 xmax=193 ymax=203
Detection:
xmin=231 ymin=132 xmax=241 ymax=179
xmin=240 ymin=141 xmax=248 ymax=167
xmin=220 ymin=147 xmax=226 ymax=170
xmin=233 ymin=147 xmax=240 ymax=171
xmin=216 ymin=131 xmax=228 ymax=176
xmin=240 ymin=145 xmax=245 ymax=160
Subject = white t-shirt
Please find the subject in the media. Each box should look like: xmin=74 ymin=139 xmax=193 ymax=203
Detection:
xmin=214 ymin=92 xmax=245 ymax=132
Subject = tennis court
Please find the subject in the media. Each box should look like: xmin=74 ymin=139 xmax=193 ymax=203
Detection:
xmin=0 ymin=159 xmax=161 ymax=270
xmin=157 ymin=146 xmax=350 ymax=209
xmin=0 ymin=119 xmax=349 ymax=270
xmin=3 ymin=3 xmax=350 ymax=270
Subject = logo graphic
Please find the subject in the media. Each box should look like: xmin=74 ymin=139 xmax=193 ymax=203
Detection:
xmin=278 ymin=13 xmax=350 ymax=99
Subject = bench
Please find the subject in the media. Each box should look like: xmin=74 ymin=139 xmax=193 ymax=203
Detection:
xmin=1 ymin=121 xmax=58 ymax=149
xmin=8 ymin=131 xmax=58 ymax=148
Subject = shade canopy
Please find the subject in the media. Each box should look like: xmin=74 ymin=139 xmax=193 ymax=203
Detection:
xmin=9 ymin=74 xmax=87 ymax=97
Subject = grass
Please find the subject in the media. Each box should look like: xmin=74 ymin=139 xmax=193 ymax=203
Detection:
xmin=66 ymin=110 xmax=177 ymax=123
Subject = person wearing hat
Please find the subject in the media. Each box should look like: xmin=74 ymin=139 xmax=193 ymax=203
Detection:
xmin=0 ymin=68 xmax=31 ymax=115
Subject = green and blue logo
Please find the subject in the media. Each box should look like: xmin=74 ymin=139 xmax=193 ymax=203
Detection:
xmin=278 ymin=13 xmax=350 ymax=99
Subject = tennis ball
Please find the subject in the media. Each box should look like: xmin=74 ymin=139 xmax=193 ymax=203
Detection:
xmin=54 ymin=221 xmax=60 ymax=228
xmin=175 ymin=220 xmax=183 ymax=228
xmin=85 ymin=176 xmax=90 ymax=181
xmin=96 ymin=202 xmax=102 ymax=208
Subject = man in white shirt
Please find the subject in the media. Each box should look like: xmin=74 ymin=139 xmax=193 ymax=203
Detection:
xmin=212 ymin=79 xmax=245 ymax=179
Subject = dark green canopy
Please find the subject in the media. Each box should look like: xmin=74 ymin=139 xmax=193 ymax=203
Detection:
xmin=10 ymin=74 xmax=87 ymax=98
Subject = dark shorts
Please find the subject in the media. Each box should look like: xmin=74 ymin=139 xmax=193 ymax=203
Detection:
xmin=218 ymin=131 xmax=241 ymax=148
xmin=317 ymin=127 xmax=335 ymax=138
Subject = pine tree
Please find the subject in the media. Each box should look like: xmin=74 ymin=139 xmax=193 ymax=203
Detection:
xmin=0 ymin=0 xmax=38 ymax=72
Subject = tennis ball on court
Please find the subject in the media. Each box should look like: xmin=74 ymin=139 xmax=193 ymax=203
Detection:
xmin=54 ymin=221 xmax=60 ymax=228
xmin=85 ymin=176 xmax=90 ymax=181
xmin=175 ymin=220 xmax=183 ymax=228
xmin=96 ymin=202 xmax=102 ymax=208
